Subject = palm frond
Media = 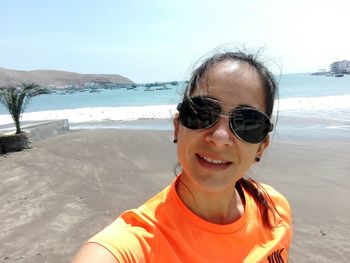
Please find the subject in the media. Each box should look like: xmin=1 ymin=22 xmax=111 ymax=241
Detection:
xmin=0 ymin=83 xmax=39 ymax=134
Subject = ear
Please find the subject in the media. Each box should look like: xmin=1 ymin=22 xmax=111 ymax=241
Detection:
xmin=256 ymin=135 xmax=270 ymax=158
xmin=173 ymin=113 xmax=180 ymax=140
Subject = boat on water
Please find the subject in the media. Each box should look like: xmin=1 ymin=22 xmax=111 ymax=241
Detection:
xmin=89 ymin=89 xmax=101 ymax=93
xmin=311 ymin=69 xmax=327 ymax=76
xmin=311 ymin=71 xmax=346 ymax=77
xmin=126 ymin=86 xmax=137 ymax=90
xmin=155 ymin=86 xmax=171 ymax=90
xmin=311 ymin=72 xmax=327 ymax=76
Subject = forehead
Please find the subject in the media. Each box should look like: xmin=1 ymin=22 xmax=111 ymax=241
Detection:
xmin=193 ymin=60 xmax=266 ymax=111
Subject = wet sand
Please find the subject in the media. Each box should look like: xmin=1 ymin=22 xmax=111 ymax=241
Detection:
xmin=1 ymin=123 xmax=349 ymax=262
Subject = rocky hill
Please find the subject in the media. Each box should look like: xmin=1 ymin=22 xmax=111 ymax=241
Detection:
xmin=0 ymin=68 xmax=133 ymax=88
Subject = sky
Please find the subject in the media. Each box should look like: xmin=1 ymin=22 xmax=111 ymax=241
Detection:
xmin=1 ymin=0 xmax=349 ymax=83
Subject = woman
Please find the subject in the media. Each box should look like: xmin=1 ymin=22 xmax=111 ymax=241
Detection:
xmin=72 ymin=51 xmax=292 ymax=263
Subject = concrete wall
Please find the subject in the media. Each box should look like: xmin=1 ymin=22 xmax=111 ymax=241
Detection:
xmin=26 ymin=119 xmax=70 ymax=142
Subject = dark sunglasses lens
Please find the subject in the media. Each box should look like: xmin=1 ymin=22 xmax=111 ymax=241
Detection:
xmin=179 ymin=97 xmax=221 ymax=129
xmin=231 ymin=108 xmax=270 ymax=143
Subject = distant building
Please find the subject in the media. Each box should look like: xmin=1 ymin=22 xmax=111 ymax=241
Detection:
xmin=330 ymin=60 xmax=350 ymax=74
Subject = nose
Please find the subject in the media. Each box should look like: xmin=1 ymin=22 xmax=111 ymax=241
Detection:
xmin=205 ymin=116 xmax=234 ymax=147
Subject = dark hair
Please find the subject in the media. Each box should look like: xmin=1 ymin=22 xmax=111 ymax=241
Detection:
xmin=184 ymin=51 xmax=278 ymax=117
xmin=182 ymin=51 xmax=279 ymax=229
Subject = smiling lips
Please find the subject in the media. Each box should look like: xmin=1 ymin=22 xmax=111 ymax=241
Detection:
xmin=196 ymin=154 xmax=232 ymax=170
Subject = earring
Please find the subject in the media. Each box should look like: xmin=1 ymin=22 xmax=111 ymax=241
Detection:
xmin=173 ymin=139 xmax=177 ymax=144
xmin=255 ymin=157 xmax=260 ymax=162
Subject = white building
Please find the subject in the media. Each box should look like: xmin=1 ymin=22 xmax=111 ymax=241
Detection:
xmin=331 ymin=60 xmax=350 ymax=74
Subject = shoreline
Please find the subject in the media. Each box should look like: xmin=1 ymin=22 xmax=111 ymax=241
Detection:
xmin=1 ymin=114 xmax=349 ymax=129
xmin=1 ymin=115 xmax=349 ymax=139
xmin=1 ymin=93 xmax=350 ymax=127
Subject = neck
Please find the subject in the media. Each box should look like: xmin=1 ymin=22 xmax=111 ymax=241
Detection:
xmin=176 ymin=175 xmax=245 ymax=225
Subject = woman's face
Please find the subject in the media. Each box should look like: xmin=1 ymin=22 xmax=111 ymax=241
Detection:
xmin=174 ymin=60 xmax=270 ymax=193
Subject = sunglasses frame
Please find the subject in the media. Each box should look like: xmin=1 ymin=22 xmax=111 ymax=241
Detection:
xmin=177 ymin=96 xmax=274 ymax=144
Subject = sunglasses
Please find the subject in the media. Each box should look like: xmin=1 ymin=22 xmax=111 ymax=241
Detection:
xmin=177 ymin=96 xmax=274 ymax=144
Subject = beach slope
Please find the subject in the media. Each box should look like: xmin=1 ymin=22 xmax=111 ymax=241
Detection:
xmin=0 ymin=128 xmax=349 ymax=262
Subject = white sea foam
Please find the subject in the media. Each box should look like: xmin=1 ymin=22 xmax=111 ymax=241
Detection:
xmin=325 ymin=125 xmax=350 ymax=130
xmin=275 ymin=94 xmax=350 ymax=122
xmin=277 ymin=95 xmax=350 ymax=112
xmin=0 ymin=105 xmax=178 ymax=125
xmin=0 ymin=95 xmax=349 ymax=126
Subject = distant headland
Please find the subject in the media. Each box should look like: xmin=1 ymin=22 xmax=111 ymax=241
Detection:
xmin=0 ymin=68 xmax=133 ymax=89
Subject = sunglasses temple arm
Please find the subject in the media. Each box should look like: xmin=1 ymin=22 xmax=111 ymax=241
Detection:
xmin=269 ymin=122 xmax=274 ymax=132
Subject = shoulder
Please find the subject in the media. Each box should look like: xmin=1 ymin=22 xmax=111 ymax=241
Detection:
xmin=87 ymin=215 xmax=151 ymax=262
xmin=138 ymin=183 xmax=172 ymax=214
xmin=82 ymin=184 xmax=173 ymax=262
xmin=260 ymin=183 xmax=292 ymax=224
xmin=71 ymin=243 xmax=118 ymax=263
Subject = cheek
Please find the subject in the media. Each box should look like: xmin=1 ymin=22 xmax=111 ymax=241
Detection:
xmin=176 ymin=128 xmax=200 ymax=168
xmin=236 ymin=143 xmax=259 ymax=165
xmin=176 ymin=128 xmax=190 ymax=163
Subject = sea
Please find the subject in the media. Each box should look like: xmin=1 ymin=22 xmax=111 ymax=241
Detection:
xmin=0 ymin=73 xmax=350 ymax=135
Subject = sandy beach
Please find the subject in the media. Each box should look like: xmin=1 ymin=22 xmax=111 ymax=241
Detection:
xmin=1 ymin=118 xmax=349 ymax=262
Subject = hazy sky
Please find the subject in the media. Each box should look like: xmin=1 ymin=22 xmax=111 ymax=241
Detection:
xmin=1 ymin=0 xmax=349 ymax=82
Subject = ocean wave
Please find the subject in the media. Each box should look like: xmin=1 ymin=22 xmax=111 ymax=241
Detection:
xmin=0 ymin=105 xmax=178 ymax=125
xmin=276 ymin=94 xmax=350 ymax=111
xmin=274 ymin=94 xmax=350 ymax=122
xmin=0 ymin=95 xmax=349 ymax=125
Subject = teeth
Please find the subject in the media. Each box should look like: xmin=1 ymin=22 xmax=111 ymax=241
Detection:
xmin=202 ymin=156 xmax=226 ymax=164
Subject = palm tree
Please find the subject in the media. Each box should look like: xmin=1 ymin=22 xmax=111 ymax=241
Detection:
xmin=0 ymin=83 xmax=39 ymax=134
